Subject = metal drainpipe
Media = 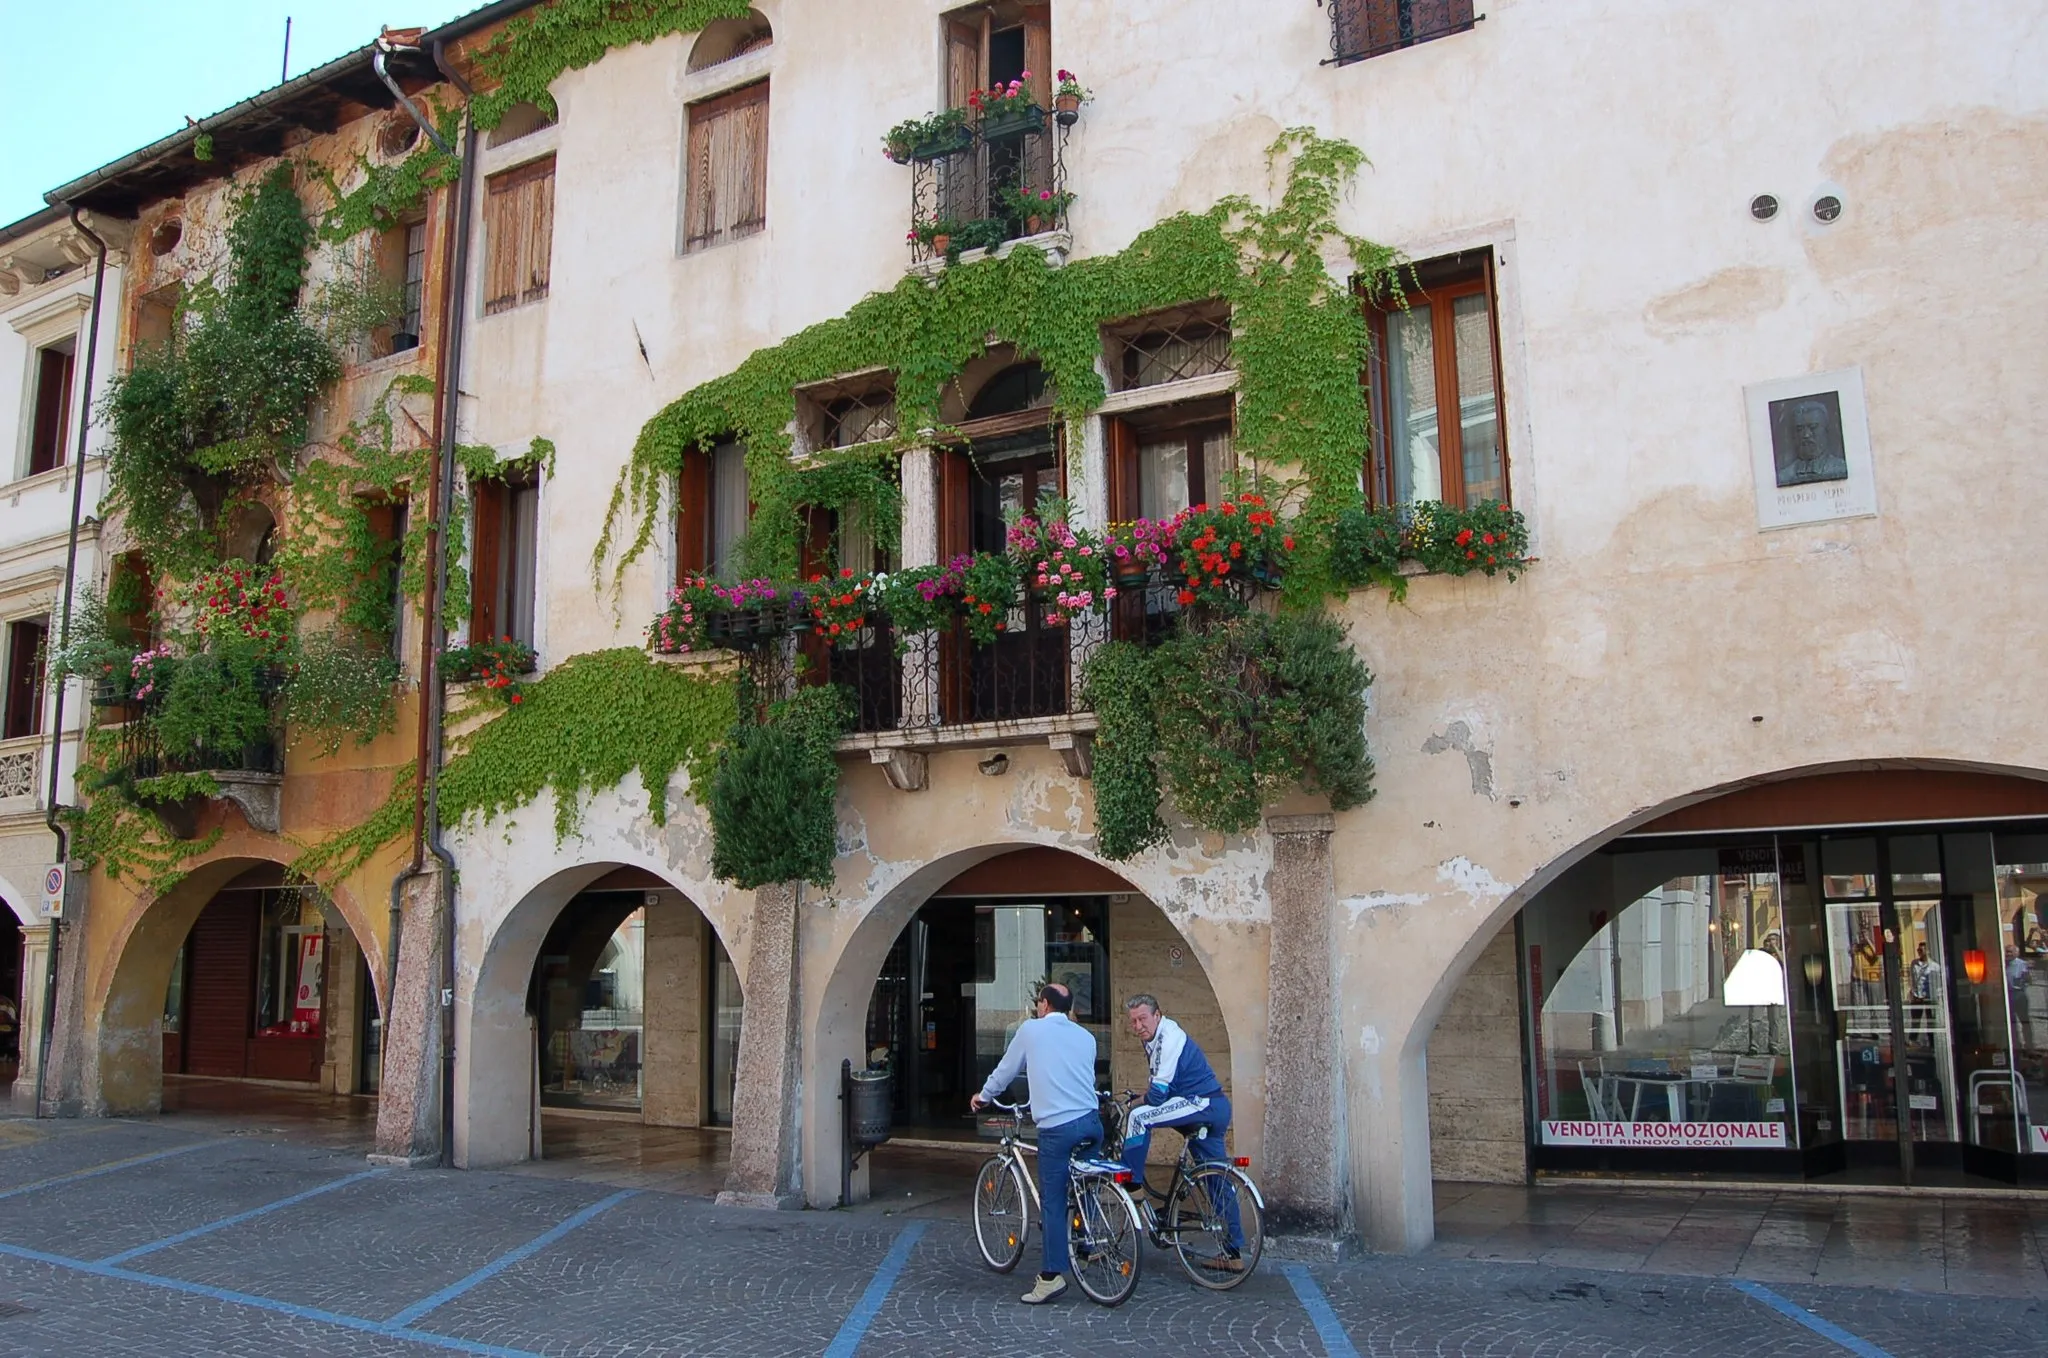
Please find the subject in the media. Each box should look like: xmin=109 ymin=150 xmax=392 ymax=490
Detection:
xmin=377 ymin=37 xmax=473 ymax=1165
xmin=32 ymin=209 xmax=107 ymax=1118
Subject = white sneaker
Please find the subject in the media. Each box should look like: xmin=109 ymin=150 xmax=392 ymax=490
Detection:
xmin=1020 ymin=1274 xmax=1068 ymax=1305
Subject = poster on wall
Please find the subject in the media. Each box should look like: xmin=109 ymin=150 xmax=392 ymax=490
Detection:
xmin=292 ymin=934 xmax=325 ymax=1031
xmin=1743 ymin=366 xmax=1876 ymax=531
xmin=1541 ymin=1120 xmax=1788 ymax=1150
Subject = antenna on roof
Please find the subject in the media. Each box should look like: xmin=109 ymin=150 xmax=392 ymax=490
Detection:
xmin=281 ymin=16 xmax=293 ymax=84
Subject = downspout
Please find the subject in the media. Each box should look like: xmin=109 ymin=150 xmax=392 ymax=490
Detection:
xmin=430 ymin=39 xmax=478 ymax=1168
xmin=34 ymin=209 xmax=108 ymax=1118
xmin=377 ymin=35 xmax=473 ymax=1165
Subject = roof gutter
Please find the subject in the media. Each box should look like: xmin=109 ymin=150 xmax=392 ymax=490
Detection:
xmin=43 ymin=43 xmax=384 ymax=210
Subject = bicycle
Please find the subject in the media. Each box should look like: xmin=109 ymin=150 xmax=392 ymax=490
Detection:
xmin=1103 ymin=1090 xmax=1267 ymax=1290
xmin=971 ymin=1099 xmax=1146 ymax=1307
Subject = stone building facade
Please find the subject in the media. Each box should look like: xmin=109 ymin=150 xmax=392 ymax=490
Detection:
xmin=21 ymin=0 xmax=2048 ymax=1253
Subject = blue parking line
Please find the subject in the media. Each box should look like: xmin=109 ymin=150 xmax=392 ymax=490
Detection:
xmin=823 ymin=1221 xmax=926 ymax=1358
xmin=98 ymin=1168 xmax=385 ymax=1265
xmin=383 ymin=1188 xmax=637 ymax=1328
xmin=1732 ymin=1280 xmax=1895 ymax=1358
xmin=1282 ymin=1263 xmax=1361 ymax=1358
xmin=0 ymin=1139 xmax=219 ymax=1201
xmin=0 ymin=1238 xmax=546 ymax=1358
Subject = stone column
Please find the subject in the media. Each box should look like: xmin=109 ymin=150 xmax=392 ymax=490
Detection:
xmin=718 ymin=881 xmax=802 ymax=1208
xmin=372 ymin=862 xmax=447 ymax=1166
xmin=10 ymin=923 xmax=52 ymax=1107
xmin=322 ymin=927 xmax=362 ymax=1096
xmin=1261 ymin=812 xmax=1344 ymax=1244
xmin=641 ymin=897 xmax=705 ymax=1128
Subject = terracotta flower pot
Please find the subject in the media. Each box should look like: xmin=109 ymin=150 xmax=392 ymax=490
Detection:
xmin=930 ymin=233 xmax=951 ymax=255
xmin=1025 ymin=215 xmax=1045 ymax=235
xmin=1054 ymin=92 xmax=1081 ymax=125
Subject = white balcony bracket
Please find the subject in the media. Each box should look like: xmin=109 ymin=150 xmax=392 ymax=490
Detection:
xmin=1048 ymin=730 xmax=1094 ymax=779
xmin=870 ymin=747 xmax=929 ymax=793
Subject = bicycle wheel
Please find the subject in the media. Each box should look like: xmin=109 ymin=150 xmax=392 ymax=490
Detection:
xmin=972 ymin=1156 xmax=1030 ymax=1272
xmin=1169 ymin=1163 xmax=1264 ymax=1289
xmin=1067 ymin=1177 xmax=1142 ymax=1307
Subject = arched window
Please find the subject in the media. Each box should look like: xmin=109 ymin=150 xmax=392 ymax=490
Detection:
xmin=687 ymin=9 xmax=773 ymax=72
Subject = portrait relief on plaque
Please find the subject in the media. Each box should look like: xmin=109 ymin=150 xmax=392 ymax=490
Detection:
xmin=1768 ymin=390 xmax=1849 ymax=487
xmin=1744 ymin=367 xmax=1876 ymax=531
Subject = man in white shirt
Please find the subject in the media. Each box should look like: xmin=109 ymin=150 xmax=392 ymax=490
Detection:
xmin=970 ymin=981 xmax=1102 ymax=1305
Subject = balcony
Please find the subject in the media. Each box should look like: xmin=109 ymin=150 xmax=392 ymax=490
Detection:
xmin=902 ymin=105 xmax=1072 ymax=268
xmin=110 ymin=668 xmax=286 ymax=835
xmin=1325 ymin=0 xmax=1479 ymax=66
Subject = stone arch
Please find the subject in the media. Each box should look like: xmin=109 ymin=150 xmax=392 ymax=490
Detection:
xmin=803 ymin=840 xmax=1255 ymax=1206
xmin=1339 ymin=757 xmax=2048 ymax=1251
xmin=940 ymin=349 xmax=1055 ymax=424
xmin=456 ymin=858 xmax=738 ymax=1168
xmin=1405 ymin=758 xmax=2048 ymax=1065
xmin=0 ymin=867 xmax=36 ymax=926
xmin=93 ymin=852 xmax=382 ymax=1115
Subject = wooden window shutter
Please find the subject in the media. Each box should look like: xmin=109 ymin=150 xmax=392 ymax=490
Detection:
xmin=685 ymin=83 xmax=768 ymax=252
xmin=469 ymin=480 xmax=506 ymax=642
xmin=676 ymin=450 xmax=712 ymax=581
xmin=524 ymin=160 xmax=555 ymax=302
xmin=1105 ymin=418 xmax=1140 ymax=525
xmin=485 ymin=157 xmax=553 ymax=314
xmin=1021 ymin=5 xmax=1052 ymax=107
xmin=944 ymin=19 xmax=981 ymax=107
xmin=1481 ymin=247 xmax=1510 ymax=507
xmin=938 ymin=448 xmax=973 ymax=562
xmin=29 ymin=348 xmax=73 ymax=474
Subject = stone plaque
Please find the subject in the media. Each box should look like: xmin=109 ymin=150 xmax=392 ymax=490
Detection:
xmin=1744 ymin=367 xmax=1876 ymax=530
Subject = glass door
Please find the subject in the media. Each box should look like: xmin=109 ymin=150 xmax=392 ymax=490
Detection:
xmin=1814 ymin=833 xmax=2015 ymax=1181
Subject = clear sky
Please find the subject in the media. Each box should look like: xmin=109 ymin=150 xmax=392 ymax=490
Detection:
xmin=0 ymin=1 xmax=484 ymax=227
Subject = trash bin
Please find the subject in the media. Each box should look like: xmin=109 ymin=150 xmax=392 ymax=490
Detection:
xmin=848 ymin=1066 xmax=893 ymax=1148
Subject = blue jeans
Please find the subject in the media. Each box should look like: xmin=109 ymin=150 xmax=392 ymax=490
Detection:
xmin=1035 ymin=1110 xmax=1103 ymax=1276
xmin=1120 ymin=1093 xmax=1242 ymax=1250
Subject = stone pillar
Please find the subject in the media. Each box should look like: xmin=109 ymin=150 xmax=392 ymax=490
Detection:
xmin=10 ymin=923 xmax=52 ymax=1107
xmin=641 ymin=896 xmax=705 ymax=1128
xmin=1261 ymin=813 xmax=1343 ymax=1244
xmin=322 ymin=927 xmax=362 ymax=1096
xmin=373 ymin=862 xmax=447 ymax=1166
xmin=718 ymin=881 xmax=802 ymax=1208
xmin=42 ymin=867 xmax=91 ymax=1117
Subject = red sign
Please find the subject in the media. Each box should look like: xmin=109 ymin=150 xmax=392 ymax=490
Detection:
xmin=292 ymin=934 xmax=325 ymax=1033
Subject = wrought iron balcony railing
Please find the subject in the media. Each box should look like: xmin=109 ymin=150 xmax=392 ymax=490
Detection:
xmin=907 ymin=108 xmax=1071 ymax=266
xmin=1325 ymin=0 xmax=1479 ymax=66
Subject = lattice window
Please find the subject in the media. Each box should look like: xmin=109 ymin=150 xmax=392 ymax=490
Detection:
xmin=799 ymin=374 xmax=900 ymax=451
xmin=1104 ymin=303 xmax=1233 ymax=392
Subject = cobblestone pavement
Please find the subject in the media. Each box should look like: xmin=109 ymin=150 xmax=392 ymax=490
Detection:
xmin=0 ymin=1115 xmax=2044 ymax=1356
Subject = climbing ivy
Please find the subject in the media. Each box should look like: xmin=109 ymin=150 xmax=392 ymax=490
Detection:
xmin=289 ymin=649 xmax=737 ymax=885
xmin=467 ymin=0 xmax=755 ymax=130
xmin=599 ymin=129 xmax=1402 ymax=597
xmin=707 ymin=684 xmax=850 ymax=889
xmin=1083 ymin=611 xmax=1376 ymax=859
xmin=314 ymin=105 xmax=462 ymax=241
xmin=65 ymin=729 xmax=225 ymax=889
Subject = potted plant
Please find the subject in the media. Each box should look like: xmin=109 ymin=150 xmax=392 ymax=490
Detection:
xmin=1168 ymin=493 xmax=1295 ymax=607
xmin=957 ymin=553 xmax=1020 ymax=646
xmin=441 ymin=636 xmax=538 ymax=684
xmin=947 ymin=217 xmax=1011 ymax=258
xmin=1007 ymin=513 xmax=1111 ymax=625
xmin=1053 ymin=70 xmax=1090 ymax=125
xmin=998 ymin=185 xmax=1074 ymax=236
xmin=970 ymin=78 xmax=1044 ymax=141
xmin=909 ymin=216 xmax=956 ymax=257
xmin=701 ymin=578 xmax=803 ymax=647
xmin=874 ymin=560 xmax=965 ymax=650
xmin=805 ymin=568 xmax=877 ymax=645
xmin=913 ymin=107 xmax=973 ymax=160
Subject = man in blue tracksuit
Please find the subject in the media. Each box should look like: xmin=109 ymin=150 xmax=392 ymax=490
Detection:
xmin=971 ymin=981 xmax=1103 ymax=1305
xmin=1122 ymin=993 xmax=1244 ymax=1267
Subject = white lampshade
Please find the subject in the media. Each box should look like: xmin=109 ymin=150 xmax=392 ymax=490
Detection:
xmin=1724 ymin=949 xmax=1787 ymax=1007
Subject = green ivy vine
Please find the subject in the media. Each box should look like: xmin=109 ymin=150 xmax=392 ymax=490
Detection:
xmin=467 ymin=0 xmax=755 ymax=131
xmin=288 ymin=649 xmax=737 ymax=886
xmin=707 ymin=683 xmax=850 ymax=889
xmin=313 ymin=105 xmax=462 ymax=241
xmin=599 ymin=129 xmax=1401 ymax=597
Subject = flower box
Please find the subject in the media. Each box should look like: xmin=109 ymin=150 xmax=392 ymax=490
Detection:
xmin=910 ymin=125 xmax=974 ymax=161
xmin=705 ymin=603 xmax=798 ymax=647
xmin=981 ymin=103 xmax=1045 ymax=142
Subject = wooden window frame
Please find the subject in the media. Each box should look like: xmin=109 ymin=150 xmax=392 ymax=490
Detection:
xmin=1362 ymin=252 xmax=1509 ymax=509
xmin=483 ymin=156 xmax=555 ymax=316
xmin=26 ymin=343 xmax=74 ymax=477
xmin=673 ymin=439 xmax=751 ymax=584
xmin=470 ymin=466 xmax=541 ymax=646
xmin=3 ymin=616 xmax=49 ymax=740
xmin=683 ymin=81 xmax=770 ymax=254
